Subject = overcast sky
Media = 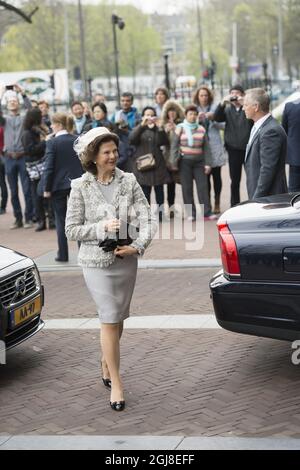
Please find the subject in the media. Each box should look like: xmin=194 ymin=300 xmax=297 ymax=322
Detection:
xmin=79 ymin=0 xmax=191 ymax=14
xmin=115 ymin=0 xmax=185 ymax=13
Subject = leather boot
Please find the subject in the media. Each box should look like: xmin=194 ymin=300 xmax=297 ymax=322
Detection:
xmin=214 ymin=197 xmax=221 ymax=214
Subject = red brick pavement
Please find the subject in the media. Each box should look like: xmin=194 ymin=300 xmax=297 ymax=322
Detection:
xmin=1 ymin=329 xmax=300 ymax=437
xmin=0 ymin=165 xmax=247 ymax=260
xmin=41 ymin=268 xmax=215 ymax=319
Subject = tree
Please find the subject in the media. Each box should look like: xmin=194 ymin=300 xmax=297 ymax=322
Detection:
xmin=0 ymin=0 xmax=161 ymax=83
xmin=0 ymin=1 xmax=38 ymax=23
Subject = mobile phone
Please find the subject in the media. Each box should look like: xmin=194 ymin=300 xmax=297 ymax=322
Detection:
xmin=6 ymin=85 xmax=14 ymax=91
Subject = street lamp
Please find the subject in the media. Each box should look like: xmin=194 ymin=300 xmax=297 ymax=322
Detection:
xmin=78 ymin=0 xmax=88 ymax=99
xmin=163 ymin=53 xmax=170 ymax=91
xmin=112 ymin=13 xmax=125 ymax=107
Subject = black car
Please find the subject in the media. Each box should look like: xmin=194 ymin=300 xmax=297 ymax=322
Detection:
xmin=0 ymin=246 xmax=44 ymax=352
xmin=210 ymin=193 xmax=300 ymax=341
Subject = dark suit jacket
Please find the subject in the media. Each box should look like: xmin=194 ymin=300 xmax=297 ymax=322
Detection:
xmin=43 ymin=134 xmax=83 ymax=193
xmin=245 ymin=115 xmax=287 ymax=199
xmin=282 ymin=101 xmax=300 ymax=166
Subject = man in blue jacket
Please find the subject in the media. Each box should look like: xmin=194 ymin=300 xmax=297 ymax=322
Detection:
xmin=282 ymin=99 xmax=300 ymax=192
xmin=111 ymin=92 xmax=141 ymax=173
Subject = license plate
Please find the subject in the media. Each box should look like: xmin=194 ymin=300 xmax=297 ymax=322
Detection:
xmin=11 ymin=296 xmax=42 ymax=328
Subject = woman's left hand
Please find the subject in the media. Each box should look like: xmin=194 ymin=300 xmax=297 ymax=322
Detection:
xmin=114 ymin=245 xmax=138 ymax=257
xmin=205 ymin=112 xmax=214 ymax=121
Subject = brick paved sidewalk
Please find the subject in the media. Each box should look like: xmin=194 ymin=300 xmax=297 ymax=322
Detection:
xmin=40 ymin=268 xmax=216 ymax=319
xmin=1 ymin=328 xmax=300 ymax=437
xmin=0 ymin=166 xmax=248 ymax=260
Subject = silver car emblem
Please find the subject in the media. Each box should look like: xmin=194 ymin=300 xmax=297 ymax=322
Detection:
xmin=14 ymin=273 xmax=27 ymax=299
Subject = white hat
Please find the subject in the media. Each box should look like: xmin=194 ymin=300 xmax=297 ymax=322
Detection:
xmin=73 ymin=127 xmax=119 ymax=157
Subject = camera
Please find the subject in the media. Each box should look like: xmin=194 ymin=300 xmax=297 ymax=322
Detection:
xmin=6 ymin=85 xmax=14 ymax=91
xmin=230 ymin=96 xmax=238 ymax=102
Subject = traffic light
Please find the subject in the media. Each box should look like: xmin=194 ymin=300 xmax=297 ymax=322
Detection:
xmin=202 ymin=68 xmax=210 ymax=79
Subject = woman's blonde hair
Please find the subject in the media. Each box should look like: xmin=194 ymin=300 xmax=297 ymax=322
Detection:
xmin=51 ymin=112 xmax=74 ymax=133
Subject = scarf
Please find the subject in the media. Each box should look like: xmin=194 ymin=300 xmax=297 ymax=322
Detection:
xmin=177 ymin=119 xmax=199 ymax=146
xmin=74 ymin=116 xmax=86 ymax=134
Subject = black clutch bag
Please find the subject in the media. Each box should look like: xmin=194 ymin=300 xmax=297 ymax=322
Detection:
xmin=98 ymin=223 xmax=136 ymax=258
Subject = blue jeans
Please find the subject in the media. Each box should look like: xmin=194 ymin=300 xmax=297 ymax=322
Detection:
xmin=0 ymin=156 xmax=8 ymax=210
xmin=289 ymin=165 xmax=300 ymax=192
xmin=4 ymin=156 xmax=33 ymax=222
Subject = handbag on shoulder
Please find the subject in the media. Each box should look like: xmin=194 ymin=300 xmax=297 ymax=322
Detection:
xmin=136 ymin=153 xmax=156 ymax=172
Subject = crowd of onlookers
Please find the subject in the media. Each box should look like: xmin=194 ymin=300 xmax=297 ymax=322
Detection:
xmin=0 ymin=81 xmax=298 ymax=261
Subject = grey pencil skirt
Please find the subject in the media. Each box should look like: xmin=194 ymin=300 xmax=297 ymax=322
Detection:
xmin=82 ymin=256 xmax=138 ymax=324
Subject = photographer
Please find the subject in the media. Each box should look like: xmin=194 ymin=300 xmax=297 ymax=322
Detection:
xmin=129 ymin=106 xmax=169 ymax=222
xmin=0 ymin=83 xmax=33 ymax=228
xmin=214 ymin=84 xmax=253 ymax=207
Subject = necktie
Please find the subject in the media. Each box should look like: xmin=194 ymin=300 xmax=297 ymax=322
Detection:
xmin=248 ymin=125 xmax=257 ymax=146
xmin=245 ymin=125 xmax=257 ymax=159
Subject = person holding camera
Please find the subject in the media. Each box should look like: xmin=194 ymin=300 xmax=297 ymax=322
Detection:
xmin=0 ymin=113 xmax=8 ymax=215
xmin=170 ymin=104 xmax=216 ymax=221
xmin=193 ymin=85 xmax=227 ymax=214
xmin=0 ymin=83 xmax=34 ymax=228
xmin=65 ymin=127 xmax=156 ymax=411
xmin=214 ymin=84 xmax=253 ymax=207
xmin=129 ymin=106 xmax=169 ymax=222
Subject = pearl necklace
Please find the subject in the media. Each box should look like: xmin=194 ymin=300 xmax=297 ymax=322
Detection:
xmin=97 ymin=173 xmax=115 ymax=185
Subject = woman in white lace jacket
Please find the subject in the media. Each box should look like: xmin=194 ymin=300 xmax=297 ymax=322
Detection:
xmin=65 ymin=127 xmax=156 ymax=412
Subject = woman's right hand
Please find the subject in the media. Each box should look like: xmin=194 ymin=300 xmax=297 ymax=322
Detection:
xmin=165 ymin=122 xmax=176 ymax=132
xmin=141 ymin=116 xmax=149 ymax=127
xmin=104 ymin=219 xmax=121 ymax=233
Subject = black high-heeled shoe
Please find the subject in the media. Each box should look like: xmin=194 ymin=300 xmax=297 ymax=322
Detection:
xmin=110 ymin=400 xmax=125 ymax=411
xmin=102 ymin=378 xmax=111 ymax=389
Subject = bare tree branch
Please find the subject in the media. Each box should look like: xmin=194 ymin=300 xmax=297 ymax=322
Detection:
xmin=0 ymin=1 xmax=38 ymax=23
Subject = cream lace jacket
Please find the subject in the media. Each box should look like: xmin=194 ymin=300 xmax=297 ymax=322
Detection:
xmin=65 ymin=168 xmax=157 ymax=268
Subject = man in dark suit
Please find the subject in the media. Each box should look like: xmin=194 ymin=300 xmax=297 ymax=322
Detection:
xmin=214 ymin=84 xmax=253 ymax=206
xmin=43 ymin=116 xmax=83 ymax=262
xmin=282 ymin=100 xmax=300 ymax=192
xmin=243 ymin=88 xmax=287 ymax=199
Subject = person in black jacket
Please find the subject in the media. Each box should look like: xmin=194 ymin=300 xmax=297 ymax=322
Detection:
xmin=214 ymin=84 xmax=253 ymax=206
xmin=22 ymin=108 xmax=48 ymax=230
xmin=43 ymin=113 xmax=84 ymax=262
xmin=282 ymin=100 xmax=300 ymax=192
xmin=243 ymin=88 xmax=287 ymax=199
xmin=129 ymin=106 xmax=169 ymax=221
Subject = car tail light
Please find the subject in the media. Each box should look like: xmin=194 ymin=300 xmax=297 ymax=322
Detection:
xmin=217 ymin=222 xmax=241 ymax=276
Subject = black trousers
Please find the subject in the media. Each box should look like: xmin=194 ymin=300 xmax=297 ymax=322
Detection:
xmin=179 ymin=159 xmax=210 ymax=218
xmin=167 ymin=182 xmax=176 ymax=207
xmin=0 ymin=156 xmax=8 ymax=210
xmin=207 ymin=166 xmax=222 ymax=204
xmin=227 ymin=147 xmax=246 ymax=207
xmin=51 ymin=189 xmax=70 ymax=261
xmin=30 ymin=179 xmax=46 ymax=223
xmin=141 ymin=184 xmax=164 ymax=210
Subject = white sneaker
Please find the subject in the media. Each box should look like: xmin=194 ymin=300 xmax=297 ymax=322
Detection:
xmin=23 ymin=221 xmax=34 ymax=229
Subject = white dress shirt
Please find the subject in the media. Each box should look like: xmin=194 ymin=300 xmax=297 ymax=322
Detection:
xmin=248 ymin=113 xmax=271 ymax=147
